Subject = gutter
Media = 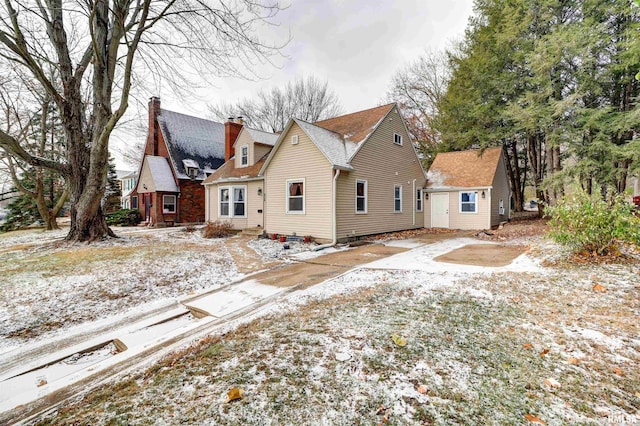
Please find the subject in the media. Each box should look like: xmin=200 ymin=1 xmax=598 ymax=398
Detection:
xmin=314 ymin=169 xmax=341 ymax=251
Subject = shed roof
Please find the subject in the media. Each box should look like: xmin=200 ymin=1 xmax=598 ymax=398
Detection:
xmin=157 ymin=109 xmax=225 ymax=180
xmin=244 ymin=127 xmax=279 ymax=146
xmin=426 ymin=147 xmax=503 ymax=189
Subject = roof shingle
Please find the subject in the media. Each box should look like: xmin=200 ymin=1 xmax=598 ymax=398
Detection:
xmin=427 ymin=147 xmax=503 ymax=188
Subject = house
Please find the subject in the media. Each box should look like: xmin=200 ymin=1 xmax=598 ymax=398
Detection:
xmin=204 ymin=103 xmax=428 ymax=243
xmin=117 ymin=170 xmax=137 ymax=209
xmin=424 ymin=147 xmax=511 ymax=230
xmin=134 ymin=97 xmax=233 ymax=226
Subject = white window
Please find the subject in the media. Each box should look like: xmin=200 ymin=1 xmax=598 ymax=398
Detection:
xmin=220 ymin=186 xmax=246 ymax=217
xmin=240 ymin=145 xmax=248 ymax=166
xmin=287 ymin=179 xmax=305 ymax=213
xmin=460 ymin=191 xmax=478 ymax=213
xmin=416 ymin=188 xmax=423 ymax=211
xmin=394 ymin=185 xmax=402 ymax=212
xmin=291 ymin=135 xmax=299 ymax=145
xmin=220 ymin=188 xmax=230 ymax=216
xmin=163 ymin=195 xmax=176 ymax=213
xmin=394 ymin=133 xmax=403 ymax=145
xmin=356 ymin=180 xmax=367 ymax=213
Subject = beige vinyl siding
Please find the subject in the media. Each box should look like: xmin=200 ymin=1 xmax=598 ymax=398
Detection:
xmin=336 ymin=106 xmax=426 ymax=239
xmin=205 ymin=180 xmax=264 ymax=229
xmin=264 ymin=123 xmax=334 ymax=240
xmin=448 ymin=190 xmax=490 ymax=230
xmin=233 ymin=131 xmax=254 ymax=168
xmin=490 ymin=154 xmax=511 ymax=226
xmin=137 ymin=160 xmax=156 ymax=193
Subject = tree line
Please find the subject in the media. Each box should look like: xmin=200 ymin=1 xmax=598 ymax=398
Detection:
xmin=389 ymin=0 xmax=640 ymax=213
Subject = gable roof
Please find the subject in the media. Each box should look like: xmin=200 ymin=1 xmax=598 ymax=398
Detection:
xmin=143 ymin=156 xmax=180 ymax=192
xmin=244 ymin=127 xmax=279 ymax=146
xmin=157 ymin=109 xmax=226 ymax=180
xmin=293 ymin=119 xmax=356 ymax=171
xmin=203 ymin=155 xmax=268 ymax=183
xmin=426 ymin=147 xmax=503 ymax=189
xmin=315 ymin=103 xmax=395 ymax=145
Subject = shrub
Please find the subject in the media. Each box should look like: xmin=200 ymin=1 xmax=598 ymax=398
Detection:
xmin=105 ymin=209 xmax=141 ymax=226
xmin=546 ymin=190 xmax=640 ymax=255
xmin=201 ymin=221 xmax=234 ymax=238
xmin=183 ymin=224 xmax=197 ymax=233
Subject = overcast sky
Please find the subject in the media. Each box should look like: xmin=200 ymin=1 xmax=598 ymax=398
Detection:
xmin=113 ymin=0 xmax=474 ymax=168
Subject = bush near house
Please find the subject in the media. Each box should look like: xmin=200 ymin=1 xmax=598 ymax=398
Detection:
xmin=105 ymin=209 xmax=141 ymax=226
xmin=546 ymin=190 xmax=640 ymax=255
xmin=202 ymin=221 xmax=234 ymax=238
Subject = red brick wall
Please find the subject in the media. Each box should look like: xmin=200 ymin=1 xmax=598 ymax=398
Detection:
xmin=178 ymin=179 xmax=205 ymax=223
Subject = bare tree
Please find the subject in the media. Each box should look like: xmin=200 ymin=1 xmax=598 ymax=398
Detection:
xmin=0 ymin=0 xmax=284 ymax=241
xmin=210 ymin=76 xmax=343 ymax=132
xmin=386 ymin=50 xmax=450 ymax=164
xmin=0 ymin=77 xmax=68 ymax=230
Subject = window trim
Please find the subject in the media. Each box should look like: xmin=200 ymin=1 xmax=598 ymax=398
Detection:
xmin=162 ymin=194 xmax=176 ymax=214
xmin=459 ymin=191 xmax=478 ymax=214
xmin=219 ymin=185 xmax=247 ymax=218
xmin=131 ymin=196 xmax=138 ymax=209
xmin=355 ymin=179 xmax=368 ymax=214
xmin=286 ymin=178 xmax=305 ymax=214
xmin=394 ymin=133 xmax=403 ymax=146
xmin=416 ymin=187 xmax=423 ymax=212
xmin=240 ymin=145 xmax=249 ymax=166
xmin=394 ymin=185 xmax=402 ymax=213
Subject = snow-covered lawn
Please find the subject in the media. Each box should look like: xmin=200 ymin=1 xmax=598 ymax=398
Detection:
xmin=31 ymin=233 xmax=640 ymax=425
xmin=0 ymin=227 xmax=256 ymax=353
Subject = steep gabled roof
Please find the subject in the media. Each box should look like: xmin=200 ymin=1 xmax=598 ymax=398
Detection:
xmin=157 ymin=109 xmax=226 ymax=180
xmin=426 ymin=147 xmax=503 ymax=189
xmin=145 ymin=156 xmax=180 ymax=192
xmin=315 ymin=103 xmax=395 ymax=145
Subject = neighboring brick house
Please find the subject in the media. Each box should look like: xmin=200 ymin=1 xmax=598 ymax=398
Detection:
xmin=135 ymin=97 xmax=238 ymax=225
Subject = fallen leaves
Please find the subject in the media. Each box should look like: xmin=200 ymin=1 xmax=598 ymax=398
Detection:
xmin=416 ymin=384 xmax=428 ymax=394
xmin=539 ymin=349 xmax=550 ymax=356
xmin=613 ymin=367 xmax=624 ymax=376
xmin=523 ymin=343 xmax=533 ymax=349
xmin=226 ymin=387 xmax=243 ymax=403
xmin=592 ymin=283 xmax=607 ymax=293
xmin=567 ymin=357 xmax=581 ymax=365
xmin=524 ymin=413 xmax=546 ymax=424
xmin=391 ymin=334 xmax=407 ymax=347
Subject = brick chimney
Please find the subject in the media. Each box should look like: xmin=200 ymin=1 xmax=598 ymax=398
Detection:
xmin=224 ymin=118 xmax=242 ymax=162
xmin=146 ymin=97 xmax=161 ymax=156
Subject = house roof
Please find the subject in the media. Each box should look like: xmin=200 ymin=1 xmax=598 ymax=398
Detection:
xmin=315 ymin=103 xmax=395 ymax=145
xmin=244 ymin=127 xmax=279 ymax=146
xmin=157 ymin=109 xmax=226 ymax=180
xmin=203 ymin=156 xmax=267 ymax=184
xmin=293 ymin=119 xmax=356 ymax=171
xmin=145 ymin=156 xmax=180 ymax=192
xmin=426 ymin=147 xmax=503 ymax=189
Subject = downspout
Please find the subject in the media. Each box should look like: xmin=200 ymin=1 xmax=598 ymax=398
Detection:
xmin=412 ymin=179 xmax=416 ymax=227
xmin=487 ymin=188 xmax=492 ymax=230
xmin=314 ymin=169 xmax=341 ymax=251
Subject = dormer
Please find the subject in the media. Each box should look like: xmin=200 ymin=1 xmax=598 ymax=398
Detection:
xmin=183 ymin=159 xmax=200 ymax=179
xmin=233 ymin=127 xmax=278 ymax=169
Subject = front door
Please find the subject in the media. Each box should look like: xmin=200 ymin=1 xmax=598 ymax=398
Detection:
xmin=431 ymin=193 xmax=449 ymax=228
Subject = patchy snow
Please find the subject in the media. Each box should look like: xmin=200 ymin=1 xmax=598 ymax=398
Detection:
xmin=247 ymin=238 xmax=316 ymax=260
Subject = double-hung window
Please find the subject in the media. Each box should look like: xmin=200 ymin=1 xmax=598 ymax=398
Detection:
xmin=220 ymin=186 xmax=246 ymax=217
xmin=287 ymin=180 xmax=304 ymax=213
xmin=356 ymin=180 xmax=367 ymax=213
xmin=394 ymin=133 xmax=403 ymax=145
xmin=240 ymin=146 xmax=248 ymax=166
xmin=460 ymin=191 xmax=478 ymax=213
xmin=416 ymin=188 xmax=423 ymax=211
xmin=163 ymin=195 xmax=176 ymax=213
xmin=394 ymin=185 xmax=402 ymax=212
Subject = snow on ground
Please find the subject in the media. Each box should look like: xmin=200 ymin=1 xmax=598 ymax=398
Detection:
xmin=247 ymin=237 xmax=315 ymax=261
xmin=0 ymin=227 xmax=243 ymax=353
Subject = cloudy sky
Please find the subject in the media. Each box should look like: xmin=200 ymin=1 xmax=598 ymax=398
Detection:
xmin=114 ymin=0 xmax=474 ymax=167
